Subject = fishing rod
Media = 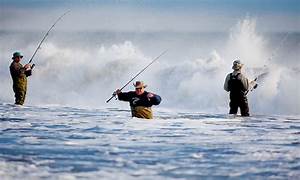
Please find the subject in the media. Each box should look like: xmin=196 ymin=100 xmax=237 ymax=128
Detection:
xmin=106 ymin=50 xmax=168 ymax=103
xmin=246 ymin=32 xmax=291 ymax=95
xmin=28 ymin=10 xmax=70 ymax=66
xmin=245 ymin=71 xmax=268 ymax=95
xmin=267 ymin=32 xmax=290 ymax=62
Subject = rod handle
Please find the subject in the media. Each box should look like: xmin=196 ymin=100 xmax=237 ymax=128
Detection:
xmin=106 ymin=93 xmax=116 ymax=103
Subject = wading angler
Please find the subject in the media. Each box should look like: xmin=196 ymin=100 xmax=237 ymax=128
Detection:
xmin=115 ymin=81 xmax=161 ymax=119
xmin=9 ymin=52 xmax=33 ymax=105
xmin=224 ymin=60 xmax=256 ymax=116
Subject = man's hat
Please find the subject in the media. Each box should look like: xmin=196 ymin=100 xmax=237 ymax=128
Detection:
xmin=133 ymin=81 xmax=147 ymax=88
xmin=12 ymin=52 xmax=23 ymax=59
xmin=232 ymin=59 xmax=243 ymax=70
xmin=233 ymin=60 xmax=242 ymax=65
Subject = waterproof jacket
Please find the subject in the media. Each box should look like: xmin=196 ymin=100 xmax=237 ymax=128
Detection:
xmin=10 ymin=62 xmax=29 ymax=90
xmin=224 ymin=70 xmax=249 ymax=94
xmin=10 ymin=61 xmax=32 ymax=105
xmin=117 ymin=91 xmax=161 ymax=119
xmin=117 ymin=91 xmax=161 ymax=107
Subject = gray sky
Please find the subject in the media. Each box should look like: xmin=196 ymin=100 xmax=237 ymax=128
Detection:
xmin=1 ymin=0 xmax=299 ymax=32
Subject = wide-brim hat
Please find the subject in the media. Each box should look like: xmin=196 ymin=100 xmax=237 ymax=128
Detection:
xmin=12 ymin=52 xmax=23 ymax=59
xmin=133 ymin=81 xmax=147 ymax=88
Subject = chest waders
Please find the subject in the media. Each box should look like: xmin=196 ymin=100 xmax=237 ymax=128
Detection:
xmin=131 ymin=106 xmax=153 ymax=119
xmin=228 ymin=73 xmax=250 ymax=116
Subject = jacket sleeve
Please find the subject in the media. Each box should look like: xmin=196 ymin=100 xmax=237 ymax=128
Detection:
xmin=224 ymin=74 xmax=230 ymax=92
xmin=117 ymin=92 xmax=132 ymax=102
xmin=150 ymin=94 xmax=161 ymax=105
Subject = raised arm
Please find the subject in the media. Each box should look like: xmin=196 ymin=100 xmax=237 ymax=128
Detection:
xmin=117 ymin=91 xmax=133 ymax=102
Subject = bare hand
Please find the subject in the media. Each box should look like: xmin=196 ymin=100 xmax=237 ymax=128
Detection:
xmin=24 ymin=64 xmax=31 ymax=69
xmin=114 ymin=89 xmax=121 ymax=96
xmin=147 ymin=93 xmax=154 ymax=100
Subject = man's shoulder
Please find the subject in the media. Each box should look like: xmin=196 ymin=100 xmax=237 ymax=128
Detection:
xmin=231 ymin=71 xmax=245 ymax=78
xmin=144 ymin=91 xmax=160 ymax=97
xmin=10 ymin=61 xmax=21 ymax=68
xmin=121 ymin=91 xmax=135 ymax=96
xmin=143 ymin=91 xmax=152 ymax=96
xmin=9 ymin=61 xmax=15 ymax=67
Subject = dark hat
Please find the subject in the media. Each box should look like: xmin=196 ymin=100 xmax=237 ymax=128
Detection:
xmin=12 ymin=52 xmax=23 ymax=59
xmin=233 ymin=60 xmax=242 ymax=65
xmin=133 ymin=81 xmax=147 ymax=88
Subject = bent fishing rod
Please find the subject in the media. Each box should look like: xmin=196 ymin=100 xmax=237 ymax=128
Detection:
xmin=245 ymin=71 xmax=268 ymax=95
xmin=28 ymin=10 xmax=70 ymax=67
xmin=106 ymin=50 xmax=168 ymax=103
xmin=246 ymin=32 xmax=291 ymax=95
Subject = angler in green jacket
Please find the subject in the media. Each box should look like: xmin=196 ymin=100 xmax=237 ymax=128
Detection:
xmin=9 ymin=52 xmax=33 ymax=105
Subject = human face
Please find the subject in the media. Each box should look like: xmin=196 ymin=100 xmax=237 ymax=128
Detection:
xmin=13 ymin=56 xmax=22 ymax=63
xmin=135 ymin=87 xmax=144 ymax=95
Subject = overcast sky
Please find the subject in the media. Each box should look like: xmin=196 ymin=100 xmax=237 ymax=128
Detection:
xmin=1 ymin=0 xmax=299 ymax=32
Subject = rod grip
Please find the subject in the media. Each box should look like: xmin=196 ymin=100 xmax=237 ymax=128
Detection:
xmin=106 ymin=94 xmax=116 ymax=103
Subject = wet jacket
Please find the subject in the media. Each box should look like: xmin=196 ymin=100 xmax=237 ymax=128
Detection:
xmin=224 ymin=70 xmax=249 ymax=94
xmin=117 ymin=91 xmax=161 ymax=119
xmin=10 ymin=62 xmax=31 ymax=90
xmin=10 ymin=62 xmax=32 ymax=105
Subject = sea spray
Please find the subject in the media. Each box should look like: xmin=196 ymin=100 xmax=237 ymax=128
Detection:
xmin=0 ymin=17 xmax=299 ymax=115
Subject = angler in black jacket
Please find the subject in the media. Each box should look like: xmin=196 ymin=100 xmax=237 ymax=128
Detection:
xmin=224 ymin=60 xmax=251 ymax=116
xmin=115 ymin=81 xmax=161 ymax=119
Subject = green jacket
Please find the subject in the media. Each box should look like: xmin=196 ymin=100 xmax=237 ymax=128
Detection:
xmin=10 ymin=61 xmax=28 ymax=91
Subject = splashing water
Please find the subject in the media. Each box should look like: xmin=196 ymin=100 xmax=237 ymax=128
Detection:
xmin=0 ymin=17 xmax=299 ymax=115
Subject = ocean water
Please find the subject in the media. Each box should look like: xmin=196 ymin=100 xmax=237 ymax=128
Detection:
xmin=0 ymin=103 xmax=300 ymax=179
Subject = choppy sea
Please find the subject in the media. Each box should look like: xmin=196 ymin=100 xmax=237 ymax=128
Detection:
xmin=0 ymin=103 xmax=299 ymax=179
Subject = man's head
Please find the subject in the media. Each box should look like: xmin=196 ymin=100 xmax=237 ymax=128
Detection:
xmin=134 ymin=81 xmax=147 ymax=95
xmin=232 ymin=60 xmax=243 ymax=71
xmin=12 ymin=52 xmax=23 ymax=63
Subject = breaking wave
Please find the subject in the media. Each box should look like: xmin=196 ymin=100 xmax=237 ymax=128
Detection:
xmin=0 ymin=17 xmax=299 ymax=115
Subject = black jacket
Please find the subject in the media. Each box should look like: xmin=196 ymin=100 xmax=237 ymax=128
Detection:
xmin=117 ymin=91 xmax=161 ymax=107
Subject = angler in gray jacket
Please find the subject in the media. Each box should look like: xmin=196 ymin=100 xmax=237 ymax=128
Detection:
xmin=224 ymin=60 xmax=251 ymax=116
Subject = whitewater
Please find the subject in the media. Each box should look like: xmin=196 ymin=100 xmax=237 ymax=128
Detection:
xmin=1 ymin=17 xmax=300 ymax=179
xmin=1 ymin=103 xmax=300 ymax=179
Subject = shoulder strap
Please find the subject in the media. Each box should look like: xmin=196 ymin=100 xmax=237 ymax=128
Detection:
xmin=230 ymin=72 xmax=240 ymax=79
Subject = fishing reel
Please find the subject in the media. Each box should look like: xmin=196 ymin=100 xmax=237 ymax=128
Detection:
xmin=253 ymin=83 xmax=258 ymax=89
